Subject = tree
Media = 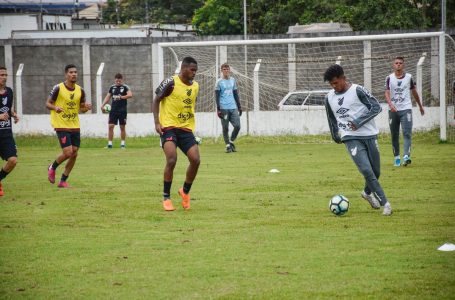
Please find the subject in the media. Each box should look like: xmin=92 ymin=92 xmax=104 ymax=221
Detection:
xmin=192 ymin=0 xmax=244 ymax=35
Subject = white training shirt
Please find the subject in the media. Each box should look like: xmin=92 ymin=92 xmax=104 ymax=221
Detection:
xmin=385 ymin=73 xmax=415 ymax=111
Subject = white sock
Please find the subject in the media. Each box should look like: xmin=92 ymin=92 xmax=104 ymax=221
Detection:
xmin=121 ymin=140 xmax=125 ymax=146
xmin=108 ymin=141 xmax=113 ymax=146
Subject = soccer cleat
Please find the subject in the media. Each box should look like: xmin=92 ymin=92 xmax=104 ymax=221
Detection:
xmin=48 ymin=165 xmax=56 ymax=184
xmin=58 ymin=181 xmax=70 ymax=188
xmin=163 ymin=199 xmax=175 ymax=211
xmin=120 ymin=145 xmax=126 ymax=149
xmin=225 ymin=145 xmax=233 ymax=153
xmin=230 ymin=142 xmax=236 ymax=152
xmin=403 ymin=155 xmax=411 ymax=166
xmin=0 ymin=182 xmax=4 ymax=197
xmin=361 ymin=191 xmax=380 ymax=209
xmin=178 ymin=187 xmax=190 ymax=210
xmin=107 ymin=145 xmax=113 ymax=149
xmin=394 ymin=157 xmax=401 ymax=167
xmin=383 ymin=202 xmax=393 ymax=216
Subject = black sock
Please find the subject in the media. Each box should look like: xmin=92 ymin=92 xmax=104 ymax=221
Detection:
xmin=163 ymin=181 xmax=172 ymax=199
xmin=0 ymin=168 xmax=9 ymax=181
xmin=61 ymin=174 xmax=69 ymax=182
xmin=51 ymin=161 xmax=60 ymax=170
xmin=183 ymin=182 xmax=192 ymax=194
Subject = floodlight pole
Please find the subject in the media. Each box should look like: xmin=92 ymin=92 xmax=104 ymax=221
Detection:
xmin=441 ymin=0 xmax=446 ymax=32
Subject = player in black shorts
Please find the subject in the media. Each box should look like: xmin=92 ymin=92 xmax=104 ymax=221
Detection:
xmin=101 ymin=73 xmax=133 ymax=149
xmin=0 ymin=67 xmax=19 ymax=197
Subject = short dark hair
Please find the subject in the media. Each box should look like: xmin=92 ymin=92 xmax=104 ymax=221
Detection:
xmin=115 ymin=73 xmax=123 ymax=79
xmin=0 ymin=66 xmax=6 ymax=71
xmin=221 ymin=63 xmax=230 ymax=69
xmin=323 ymin=64 xmax=344 ymax=82
xmin=65 ymin=64 xmax=77 ymax=73
xmin=181 ymin=56 xmax=197 ymax=67
xmin=395 ymin=56 xmax=405 ymax=61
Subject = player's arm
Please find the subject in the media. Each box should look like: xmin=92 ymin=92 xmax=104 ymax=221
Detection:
xmin=384 ymin=76 xmax=397 ymax=112
xmin=325 ymin=95 xmax=342 ymax=144
xmin=10 ymin=106 xmax=19 ymax=124
xmin=152 ymin=78 xmax=174 ymax=135
xmin=122 ymin=88 xmax=133 ymax=100
xmin=79 ymin=89 xmax=92 ymax=113
xmin=233 ymin=90 xmax=242 ymax=116
xmin=410 ymin=78 xmax=424 ymax=116
xmin=214 ymin=80 xmax=222 ymax=118
xmin=351 ymin=86 xmax=382 ymax=130
xmin=46 ymin=84 xmax=64 ymax=113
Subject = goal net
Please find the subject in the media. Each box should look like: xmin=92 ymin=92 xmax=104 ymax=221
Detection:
xmin=158 ymin=32 xmax=454 ymax=141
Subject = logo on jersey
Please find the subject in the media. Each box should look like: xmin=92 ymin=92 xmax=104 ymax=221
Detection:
xmin=2 ymin=97 xmax=6 ymax=105
xmin=337 ymin=97 xmax=344 ymax=106
xmin=397 ymin=81 xmax=402 ymax=86
xmin=70 ymin=93 xmax=75 ymax=100
xmin=183 ymin=98 xmax=192 ymax=105
xmin=67 ymin=101 xmax=76 ymax=109
xmin=336 ymin=107 xmax=349 ymax=115
xmin=186 ymin=89 xmax=192 ymax=96
xmin=178 ymin=112 xmax=194 ymax=122
xmin=350 ymin=146 xmax=357 ymax=156
xmin=120 ymin=87 xmax=124 ymax=93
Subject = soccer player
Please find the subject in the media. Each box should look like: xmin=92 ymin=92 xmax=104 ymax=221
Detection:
xmin=215 ymin=63 xmax=242 ymax=153
xmin=152 ymin=56 xmax=200 ymax=211
xmin=46 ymin=64 xmax=92 ymax=188
xmin=385 ymin=57 xmax=425 ymax=167
xmin=0 ymin=67 xmax=19 ymax=197
xmin=101 ymin=73 xmax=133 ymax=149
xmin=324 ymin=64 xmax=392 ymax=216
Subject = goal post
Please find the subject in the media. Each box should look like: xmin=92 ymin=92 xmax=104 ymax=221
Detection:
xmin=156 ymin=31 xmax=450 ymax=140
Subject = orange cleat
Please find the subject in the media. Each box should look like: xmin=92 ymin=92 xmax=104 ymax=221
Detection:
xmin=0 ymin=182 xmax=4 ymax=197
xmin=178 ymin=188 xmax=190 ymax=210
xmin=163 ymin=199 xmax=175 ymax=211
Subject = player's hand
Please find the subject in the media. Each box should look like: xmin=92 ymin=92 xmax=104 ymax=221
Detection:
xmin=347 ymin=121 xmax=357 ymax=131
xmin=0 ymin=112 xmax=8 ymax=121
xmin=155 ymin=123 xmax=163 ymax=135
xmin=217 ymin=110 xmax=223 ymax=119
xmin=238 ymin=109 xmax=242 ymax=117
xmin=389 ymin=104 xmax=397 ymax=112
xmin=101 ymin=105 xmax=106 ymax=113
xmin=55 ymin=106 xmax=64 ymax=113
xmin=419 ymin=106 xmax=425 ymax=116
xmin=12 ymin=112 xmax=19 ymax=123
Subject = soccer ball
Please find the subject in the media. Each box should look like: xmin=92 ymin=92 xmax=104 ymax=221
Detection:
xmin=329 ymin=194 xmax=350 ymax=216
xmin=195 ymin=136 xmax=202 ymax=145
xmin=103 ymin=104 xmax=111 ymax=113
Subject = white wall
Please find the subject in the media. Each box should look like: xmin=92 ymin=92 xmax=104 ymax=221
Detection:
xmin=0 ymin=15 xmax=38 ymax=39
xmin=13 ymin=107 xmax=440 ymax=138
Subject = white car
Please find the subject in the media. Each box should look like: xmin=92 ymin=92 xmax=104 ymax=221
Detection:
xmin=278 ymin=90 xmax=330 ymax=110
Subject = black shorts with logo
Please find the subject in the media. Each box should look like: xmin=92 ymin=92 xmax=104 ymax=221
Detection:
xmin=0 ymin=136 xmax=17 ymax=160
xmin=56 ymin=131 xmax=81 ymax=148
xmin=160 ymin=128 xmax=197 ymax=154
xmin=109 ymin=111 xmax=127 ymax=125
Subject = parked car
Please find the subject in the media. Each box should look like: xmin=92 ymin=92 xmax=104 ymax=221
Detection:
xmin=278 ymin=90 xmax=330 ymax=110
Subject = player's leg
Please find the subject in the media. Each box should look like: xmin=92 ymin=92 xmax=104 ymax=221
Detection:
xmin=344 ymin=140 xmax=383 ymax=211
xmin=48 ymin=131 xmax=73 ymax=184
xmin=388 ymin=110 xmax=401 ymax=166
xmin=107 ymin=112 xmax=117 ymax=148
xmin=161 ymin=130 xmax=178 ymax=211
xmin=0 ymin=137 xmax=18 ymax=196
xmin=220 ymin=109 xmax=232 ymax=153
xmin=177 ymin=130 xmax=200 ymax=210
xmin=58 ymin=132 xmax=81 ymax=188
xmin=119 ymin=112 xmax=127 ymax=148
xmin=229 ymin=109 xmax=241 ymax=152
xmin=401 ymin=109 xmax=413 ymax=166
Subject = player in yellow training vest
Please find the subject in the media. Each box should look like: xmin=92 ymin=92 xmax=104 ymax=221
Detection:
xmin=46 ymin=64 xmax=92 ymax=188
xmin=152 ymin=56 xmax=200 ymax=211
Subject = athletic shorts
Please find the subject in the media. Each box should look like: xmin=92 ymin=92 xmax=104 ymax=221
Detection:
xmin=56 ymin=131 xmax=81 ymax=148
xmin=109 ymin=111 xmax=127 ymax=126
xmin=0 ymin=136 xmax=17 ymax=160
xmin=160 ymin=128 xmax=197 ymax=154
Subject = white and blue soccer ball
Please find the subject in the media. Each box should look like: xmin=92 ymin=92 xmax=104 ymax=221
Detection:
xmin=329 ymin=194 xmax=350 ymax=216
xmin=195 ymin=136 xmax=202 ymax=145
xmin=103 ymin=104 xmax=111 ymax=113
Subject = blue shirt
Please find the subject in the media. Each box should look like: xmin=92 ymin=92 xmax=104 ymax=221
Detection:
xmin=215 ymin=77 xmax=238 ymax=110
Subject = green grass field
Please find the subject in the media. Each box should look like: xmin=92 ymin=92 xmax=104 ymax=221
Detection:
xmin=1 ymin=132 xmax=454 ymax=299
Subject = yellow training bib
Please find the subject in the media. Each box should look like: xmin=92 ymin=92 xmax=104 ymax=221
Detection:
xmin=50 ymin=82 xmax=82 ymax=129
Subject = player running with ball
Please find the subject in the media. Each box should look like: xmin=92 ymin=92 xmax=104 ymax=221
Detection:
xmin=324 ymin=64 xmax=392 ymax=216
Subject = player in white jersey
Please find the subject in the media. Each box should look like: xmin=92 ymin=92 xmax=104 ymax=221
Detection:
xmin=324 ymin=64 xmax=392 ymax=216
xmin=385 ymin=57 xmax=425 ymax=167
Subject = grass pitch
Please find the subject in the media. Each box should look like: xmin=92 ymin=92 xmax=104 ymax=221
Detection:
xmin=0 ymin=132 xmax=454 ymax=299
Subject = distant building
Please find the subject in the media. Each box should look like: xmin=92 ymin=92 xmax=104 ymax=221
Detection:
xmin=287 ymin=22 xmax=353 ymax=34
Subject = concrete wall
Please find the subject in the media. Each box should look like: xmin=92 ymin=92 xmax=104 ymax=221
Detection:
xmin=12 ymin=107 xmax=440 ymax=138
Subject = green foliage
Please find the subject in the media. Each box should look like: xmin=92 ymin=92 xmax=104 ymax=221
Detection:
xmin=0 ymin=133 xmax=454 ymax=298
xmin=193 ymin=0 xmax=244 ymax=35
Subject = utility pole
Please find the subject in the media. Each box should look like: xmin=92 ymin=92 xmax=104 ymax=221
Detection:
xmin=116 ymin=0 xmax=120 ymax=25
xmin=441 ymin=0 xmax=446 ymax=32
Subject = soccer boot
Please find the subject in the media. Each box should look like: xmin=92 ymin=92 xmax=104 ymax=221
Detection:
xmin=225 ymin=145 xmax=233 ymax=153
xmin=48 ymin=165 xmax=56 ymax=184
xmin=178 ymin=188 xmax=190 ymax=210
xmin=394 ymin=157 xmax=401 ymax=167
xmin=0 ymin=182 xmax=4 ymax=197
xmin=403 ymin=155 xmax=411 ymax=166
xmin=383 ymin=202 xmax=393 ymax=216
xmin=163 ymin=199 xmax=175 ymax=211
xmin=120 ymin=145 xmax=126 ymax=149
xmin=58 ymin=181 xmax=70 ymax=188
xmin=361 ymin=191 xmax=380 ymax=209
xmin=230 ymin=142 xmax=237 ymax=152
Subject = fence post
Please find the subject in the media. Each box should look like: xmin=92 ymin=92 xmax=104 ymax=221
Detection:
xmin=96 ymin=62 xmax=105 ymax=115
xmin=439 ymin=33 xmax=446 ymax=141
xmin=288 ymin=43 xmax=296 ymax=91
xmin=416 ymin=52 xmax=426 ymax=105
xmin=15 ymin=64 xmax=24 ymax=116
xmin=363 ymin=41 xmax=372 ymax=91
xmin=253 ymin=59 xmax=262 ymax=112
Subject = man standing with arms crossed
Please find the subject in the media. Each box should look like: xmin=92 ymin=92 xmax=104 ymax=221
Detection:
xmin=46 ymin=64 xmax=92 ymax=188
xmin=152 ymin=57 xmax=200 ymax=211
xmin=385 ymin=57 xmax=425 ymax=167
xmin=0 ymin=67 xmax=19 ymax=197
xmin=215 ymin=63 xmax=242 ymax=153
